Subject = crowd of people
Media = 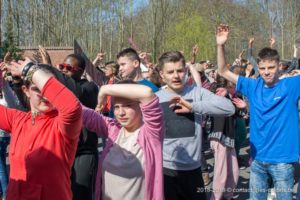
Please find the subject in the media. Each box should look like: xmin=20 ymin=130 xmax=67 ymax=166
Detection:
xmin=0 ymin=24 xmax=299 ymax=200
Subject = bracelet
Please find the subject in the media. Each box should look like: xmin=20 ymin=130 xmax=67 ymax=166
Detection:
xmin=24 ymin=65 xmax=40 ymax=83
xmin=22 ymin=62 xmax=34 ymax=77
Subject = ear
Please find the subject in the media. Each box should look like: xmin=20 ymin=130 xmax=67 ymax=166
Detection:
xmin=159 ymin=70 xmax=164 ymax=80
xmin=133 ymin=60 xmax=140 ymax=69
xmin=21 ymin=85 xmax=30 ymax=98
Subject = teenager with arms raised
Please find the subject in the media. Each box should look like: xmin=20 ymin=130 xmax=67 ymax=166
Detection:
xmin=82 ymin=82 xmax=164 ymax=200
xmin=0 ymin=58 xmax=82 ymax=200
xmin=217 ymin=24 xmax=300 ymax=200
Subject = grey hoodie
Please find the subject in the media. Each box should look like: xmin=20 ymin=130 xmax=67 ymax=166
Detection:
xmin=156 ymin=85 xmax=235 ymax=170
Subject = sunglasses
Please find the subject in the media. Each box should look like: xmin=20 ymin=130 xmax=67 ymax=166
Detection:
xmin=58 ymin=63 xmax=82 ymax=72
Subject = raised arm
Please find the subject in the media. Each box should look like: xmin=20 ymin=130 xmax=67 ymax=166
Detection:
xmin=39 ymin=45 xmax=52 ymax=65
xmin=216 ymin=24 xmax=238 ymax=84
xmin=247 ymin=37 xmax=259 ymax=77
xmin=7 ymin=58 xmax=82 ymax=139
xmin=287 ymin=45 xmax=299 ymax=72
xmin=97 ymin=84 xmax=155 ymax=109
xmin=269 ymin=37 xmax=276 ymax=49
xmin=187 ymin=63 xmax=201 ymax=86
xmin=191 ymin=44 xmax=199 ymax=64
xmin=92 ymin=52 xmax=105 ymax=69
xmin=82 ymin=105 xmax=120 ymax=138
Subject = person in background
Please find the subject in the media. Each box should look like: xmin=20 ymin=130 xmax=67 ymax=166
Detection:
xmin=117 ymin=48 xmax=158 ymax=92
xmin=57 ymin=53 xmax=99 ymax=200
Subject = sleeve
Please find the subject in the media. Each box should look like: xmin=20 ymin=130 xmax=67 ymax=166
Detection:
xmin=82 ymin=105 xmax=121 ymax=138
xmin=288 ymin=75 xmax=300 ymax=100
xmin=286 ymin=57 xmax=298 ymax=73
xmin=41 ymin=77 xmax=82 ymax=139
xmin=140 ymin=97 xmax=164 ymax=140
xmin=0 ymin=105 xmax=18 ymax=133
xmin=2 ymin=80 xmax=23 ymax=110
xmin=191 ymin=88 xmax=235 ymax=116
xmin=236 ymin=76 xmax=255 ymax=97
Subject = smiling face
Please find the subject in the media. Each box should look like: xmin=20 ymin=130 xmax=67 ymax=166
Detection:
xmin=22 ymin=84 xmax=55 ymax=113
xmin=258 ymin=59 xmax=280 ymax=87
xmin=113 ymin=97 xmax=142 ymax=132
xmin=159 ymin=61 xmax=186 ymax=93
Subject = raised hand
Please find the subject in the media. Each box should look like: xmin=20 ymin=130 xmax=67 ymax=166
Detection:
xmin=139 ymin=52 xmax=151 ymax=63
xmin=238 ymin=49 xmax=245 ymax=59
xmin=96 ymin=52 xmax=105 ymax=61
xmin=39 ymin=45 xmax=52 ymax=65
xmin=169 ymin=96 xmax=192 ymax=113
xmin=0 ymin=52 xmax=11 ymax=72
xmin=269 ymin=37 xmax=276 ymax=48
xmin=192 ymin=44 xmax=199 ymax=55
xmin=3 ymin=52 xmax=12 ymax=63
xmin=6 ymin=57 xmax=33 ymax=77
xmin=249 ymin=37 xmax=255 ymax=45
xmin=216 ymin=24 xmax=229 ymax=46
xmin=232 ymin=97 xmax=247 ymax=109
xmin=93 ymin=52 xmax=105 ymax=67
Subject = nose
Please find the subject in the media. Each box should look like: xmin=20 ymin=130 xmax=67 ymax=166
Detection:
xmin=118 ymin=107 xmax=125 ymax=116
xmin=173 ymin=71 xmax=179 ymax=78
xmin=264 ymin=68 xmax=270 ymax=75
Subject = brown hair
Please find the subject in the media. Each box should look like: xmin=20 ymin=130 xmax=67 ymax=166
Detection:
xmin=157 ymin=51 xmax=185 ymax=71
xmin=257 ymin=47 xmax=280 ymax=64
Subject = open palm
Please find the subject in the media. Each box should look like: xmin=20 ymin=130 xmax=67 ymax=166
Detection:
xmin=216 ymin=24 xmax=229 ymax=45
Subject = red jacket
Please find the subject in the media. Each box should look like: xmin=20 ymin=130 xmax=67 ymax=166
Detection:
xmin=0 ymin=77 xmax=82 ymax=200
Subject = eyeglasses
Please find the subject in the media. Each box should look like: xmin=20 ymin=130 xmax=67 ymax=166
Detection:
xmin=58 ymin=63 xmax=82 ymax=72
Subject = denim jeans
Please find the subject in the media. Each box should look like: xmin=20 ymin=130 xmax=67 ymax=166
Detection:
xmin=249 ymin=160 xmax=294 ymax=200
xmin=0 ymin=137 xmax=9 ymax=200
xmin=297 ymin=178 xmax=300 ymax=200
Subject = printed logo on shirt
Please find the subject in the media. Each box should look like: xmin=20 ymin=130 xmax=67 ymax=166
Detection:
xmin=273 ymin=96 xmax=281 ymax=101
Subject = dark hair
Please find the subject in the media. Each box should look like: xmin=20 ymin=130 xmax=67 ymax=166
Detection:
xmin=157 ymin=51 xmax=185 ymax=71
xmin=150 ymin=67 xmax=163 ymax=88
xmin=257 ymin=47 xmax=280 ymax=64
xmin=66 ymin=54 xmax=86 ymax=70
xmin=230 ymin=65 xmax=246 ymax=76
xmin=216 ymin=74 xmax=228 ymax=88
xmin=117 ymin=48 xmax=140 ymax=65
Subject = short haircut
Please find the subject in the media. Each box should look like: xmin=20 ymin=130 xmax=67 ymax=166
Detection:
xmin=66 ymin=54 xmax=86 ymax=70
xmin=157 ymin=51 xmax=186 ymax=71
xmin=257 ymin=47 xmax=280 ymax=64
xmin=117 ymin=48 xmax=140 ymax=65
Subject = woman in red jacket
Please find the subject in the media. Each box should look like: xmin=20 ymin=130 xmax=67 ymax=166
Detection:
xmin=0 ymin=58 xmax=82 ymax=200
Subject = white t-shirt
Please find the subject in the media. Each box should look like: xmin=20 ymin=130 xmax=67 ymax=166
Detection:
xmin=102 ymin=128 xmax=145 ymax=200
